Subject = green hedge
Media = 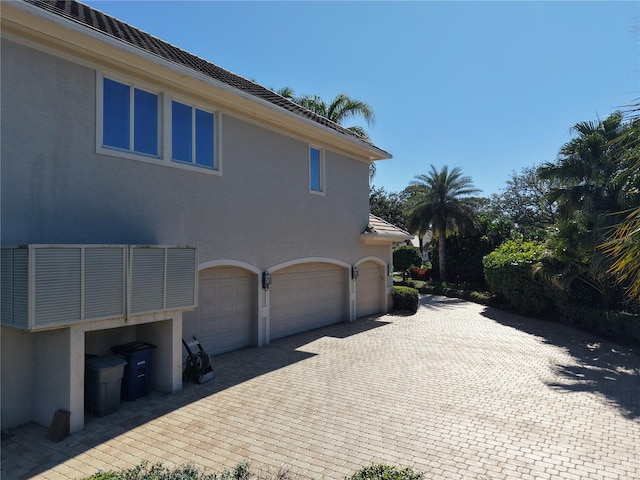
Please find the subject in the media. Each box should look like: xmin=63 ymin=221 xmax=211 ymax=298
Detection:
xmin=484 ymin=238 xmax=640 ymax=345
xmin=392 ymin=286 xmax=419 ymax=314
xmin=555 ymin=304 xmax=640 ymax=344
xmin=483 ymin=239 xmax=553 ymax=316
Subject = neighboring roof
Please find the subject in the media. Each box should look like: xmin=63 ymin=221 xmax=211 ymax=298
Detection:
xmin=21 ymin=0 xmax=390 ymax=157
xmin=361 ymin=214 xmax=413 ymax=245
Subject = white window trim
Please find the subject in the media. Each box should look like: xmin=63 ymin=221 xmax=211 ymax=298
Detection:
xmin=167 ymin=95 xmax=221 ymax=173
xmin=96 ymin=71 xmax=163 ymax=160
xmin=96 ymin=71 xmax=222 ymax=176
xmin=309 ymin=145 xmax=325 ymax=196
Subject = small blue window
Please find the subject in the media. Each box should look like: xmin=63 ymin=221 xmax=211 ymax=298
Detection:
xmin=172 ymin=101 xmax=215 ymax=169
xmin=310 ymin=147 xmax=322 ymax=192
xmin=172 ymin=101 xmax=192 ymax=163
xmin=195 ymin=109 xmax=215 ymax=168
xmin=134 ymin=89 xmax=158 ymax=156
xmin=103 ymin=78 xmax=130 ymax=150
xmin=102 ymin=78 xmax=158 ymax=156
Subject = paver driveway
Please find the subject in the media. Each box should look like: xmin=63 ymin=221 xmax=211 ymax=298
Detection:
xmin=2 ymin=295 xmax=640 ymax=480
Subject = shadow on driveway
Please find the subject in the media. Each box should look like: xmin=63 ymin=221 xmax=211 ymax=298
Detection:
xmin=480 ymin=305 xmax=640 ymax=420
xmin=0 ymin=316 xmax=390 ymax=480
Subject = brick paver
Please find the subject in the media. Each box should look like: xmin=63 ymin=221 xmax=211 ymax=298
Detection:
xmin=2 ymin=295 xmax=639 ymax=479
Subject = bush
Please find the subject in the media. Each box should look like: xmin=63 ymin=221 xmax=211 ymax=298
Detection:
xmin=483 ymin=238 xmax=553 ymax=316
xmin=392 ymin=286 xmax=419 ymax=314
xmin=409 ymin=266 xmax=430 ymax=281
xmin=85 ymin=461 xmax=251 ymax=480
xmin=555 ymin=304 xmax=640 ymax=345
xmin=84 ymin=462 xmax=427 ymax=480
xmin=347 ymin=464 xmax=424 ymax=480
xmin=392 ymin=245 xmax=422 ymax=278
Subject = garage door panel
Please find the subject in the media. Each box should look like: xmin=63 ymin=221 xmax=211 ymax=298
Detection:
xmin=270 ymin=263 xmax=347 ymax=340
xmin=356 ymin=261 xmax=384 ymax=318
xmin=183 ymin=266 xmax=256 ymax=356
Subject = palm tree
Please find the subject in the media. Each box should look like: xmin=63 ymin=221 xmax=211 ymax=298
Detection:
xmin=601 ymin=107 xmax=640 ymax=301
xmin=537 ymin=112 xmax=632 ymax=301
xmin=538 ymin=112 xmax=626 ymax=219
xmin=603 ymin=207 xmax=640 ymax=301
xmin=276 ymin=87 xmax=377 ymax=181
xmin=277 ymin=88 xmax=375 ymax=136
xmin=404 ymin=165 xmax=480 ymax=281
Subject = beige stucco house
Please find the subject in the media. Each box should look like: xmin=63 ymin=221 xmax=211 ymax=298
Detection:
xmin=0 ymin=0 xmax=411 ymax=433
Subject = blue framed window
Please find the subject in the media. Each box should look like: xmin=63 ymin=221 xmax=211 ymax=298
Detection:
xmin=102 ymin=78 xmax=158 ymax=156
xmin=309 ymin=146 xmax=323 ymax=193
xmin=172 ymin=101 xmax=216 ymax=169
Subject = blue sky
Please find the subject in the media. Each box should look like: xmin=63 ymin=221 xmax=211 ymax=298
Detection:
xmin=85 ymin=1 xmax=639 ymax=196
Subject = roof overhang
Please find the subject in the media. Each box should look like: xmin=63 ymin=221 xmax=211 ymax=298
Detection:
xmin=360 ymin=214 xmax=413 ymax=245
xmin=1 ymin=1 xmax=392 ymax=163
xmin=360 ymin=233 xmax=414 ymax=246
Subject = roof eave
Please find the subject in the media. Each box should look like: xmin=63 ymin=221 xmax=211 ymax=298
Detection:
xmin=360 ymin=233 xmax=413 ymax=245
xmin=4 ymin=0 xmax=391 ymax=162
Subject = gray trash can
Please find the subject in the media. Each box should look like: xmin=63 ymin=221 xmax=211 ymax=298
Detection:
xmin=85 ymin=354 xmax=128 ymax=416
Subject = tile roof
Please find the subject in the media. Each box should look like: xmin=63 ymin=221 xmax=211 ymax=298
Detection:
xmin=363 ymin=214 xmax=413 ymax=239
xmin=23 ymin=0 xmax=389 ymax=156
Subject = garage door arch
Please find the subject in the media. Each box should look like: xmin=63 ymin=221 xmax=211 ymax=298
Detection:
xmin=182 ymin=261 xmax=259 ymax=356
xmin=355 ymin=258 xmax=386 ymax=318
xmin=269 ymin=259 xmax=349 ymax=341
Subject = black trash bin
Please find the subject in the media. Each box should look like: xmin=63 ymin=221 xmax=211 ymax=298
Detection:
xmin=111 ymin=342 xmax=156 ymax=401
xmin=85 ymin=354 xmax=127 ymax=416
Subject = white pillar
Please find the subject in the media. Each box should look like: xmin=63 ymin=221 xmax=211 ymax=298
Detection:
xmin=258 ymin=280 xmax=270 ymax=346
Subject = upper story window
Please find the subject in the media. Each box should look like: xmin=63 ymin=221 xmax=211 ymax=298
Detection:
xmin=102 ymin=77 xmax=159 ymax=157
xmin=172 ymin=101 xmax=216 ymax=169
xmin=98 ymin=72 xmax=221 ymax=175
xmin=309 ymin=146 xmax=324 ymax=194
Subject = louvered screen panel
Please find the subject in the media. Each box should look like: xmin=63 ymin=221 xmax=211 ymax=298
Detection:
xmin=165 ymin=247 xmax=197 ymax=309
xmin=1 ymin=249 xmax=12 ymax=324
xmin=12 ymin=248 xmax=29 ymax=327
xmin=130 ymin=247 xmax=165 ymax=314
xmin=34 ymin=248 xmax=82 ymax=326
xmin=84 ymin=247 xmax=126 ymax=320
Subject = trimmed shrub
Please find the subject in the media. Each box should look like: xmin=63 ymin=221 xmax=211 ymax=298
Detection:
xmin=392 ymin=286 xmax=419 ymax=314
xmin=347 ymin=464 xmax=424 ymax=480
xmin=483 ymin=239 xmax=553 ymax=316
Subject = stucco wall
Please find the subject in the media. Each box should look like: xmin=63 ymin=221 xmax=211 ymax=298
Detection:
xmin=1 ymin=327 xmax=35 ymax=429
xmin=1 ymin=37 xmax=393 ymax=431
xmin=1 ymin=39 xmax=387 ymax=269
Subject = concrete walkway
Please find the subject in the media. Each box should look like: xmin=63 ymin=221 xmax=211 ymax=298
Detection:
xmin=2 ymin=295 xmax=639 ymax=480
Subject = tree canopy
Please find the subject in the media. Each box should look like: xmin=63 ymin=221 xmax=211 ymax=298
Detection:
xmin=404 ymin=165 xmax=480 ymax=281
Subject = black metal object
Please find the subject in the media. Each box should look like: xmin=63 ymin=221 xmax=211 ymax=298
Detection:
xmin=182 ymin=337 xmax=214 ymax=384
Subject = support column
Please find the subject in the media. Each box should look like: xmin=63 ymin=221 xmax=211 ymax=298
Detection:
xmin=33 ymin=327 xmax=86 ymax=432
xmin=137 ymin=316 xmax=182 ymax=394
xmin=258 ymin=281 xmax=270 ymax=346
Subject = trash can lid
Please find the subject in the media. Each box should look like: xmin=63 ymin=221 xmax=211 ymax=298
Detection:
xmin=111 ymin=342 xmax=157 ymax=353
xmin=86 ymin=354 xmax=128 ymax=369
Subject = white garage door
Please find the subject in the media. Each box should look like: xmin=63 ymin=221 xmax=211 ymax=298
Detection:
xmin=182 ymin=266 xmax=256 ymax=356
xmin=270 ymin=263 xmax=347 ymax=340
xmin=356 ymin=261 xmax=384 ymax=318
